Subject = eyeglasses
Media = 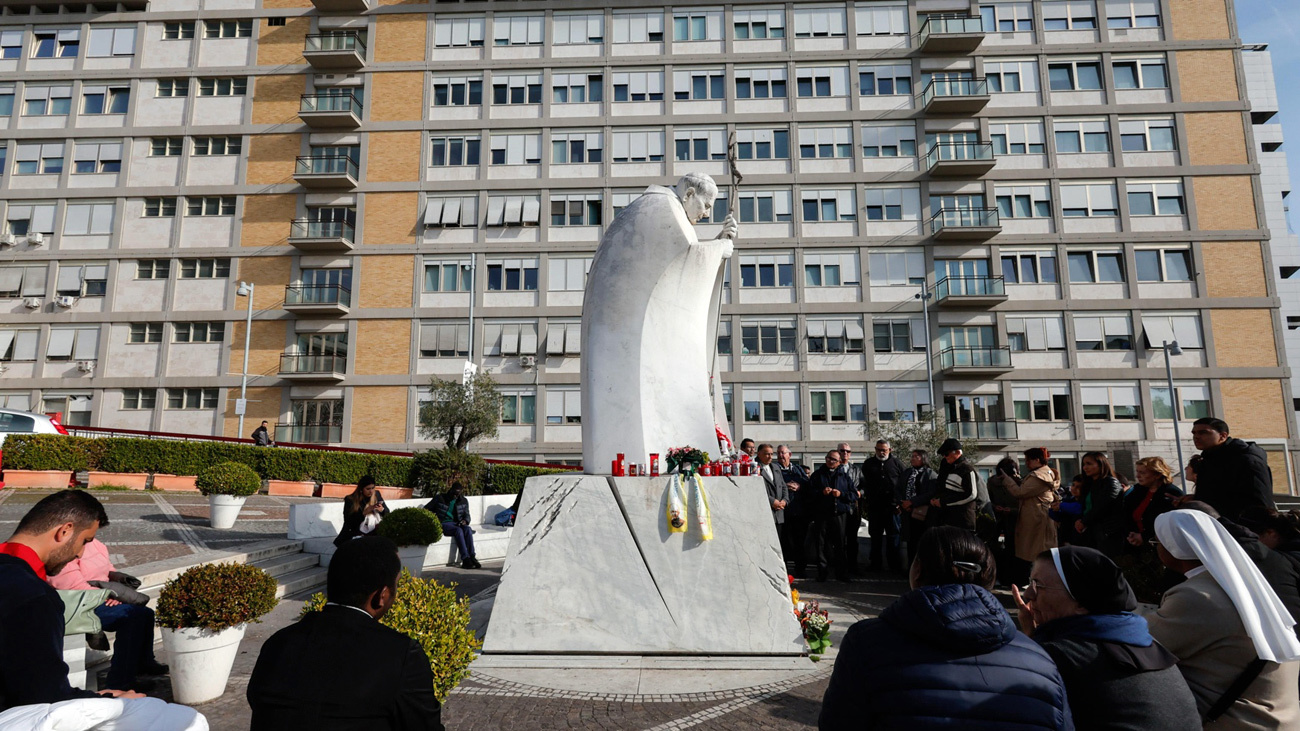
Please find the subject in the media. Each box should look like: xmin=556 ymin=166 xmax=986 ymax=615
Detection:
xmin=1023 ymin=579 xmax=1064 ymax=596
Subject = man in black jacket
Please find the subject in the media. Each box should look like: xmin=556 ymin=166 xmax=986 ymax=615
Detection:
xmin=776 ymin=445 xmax=810 ymax=573
xmin=247 ymin=536 xmax=444 ymax=731
xmin=860 ymin=440 xmax=906 ymax=573
xmin=1190 ymin=418 xmax=1275 ymax=521
xmin=807 ymin=451 xmax=859 ymax=582
xmin=933 ymin=439 xmax=978 ymax=531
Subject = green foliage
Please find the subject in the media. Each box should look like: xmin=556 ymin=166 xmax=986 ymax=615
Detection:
xmin=418 ymin=372 xmax=504 ymax=451
xmin=482 ymin=463 xmax=569 ymax=495
xmin=374 ymin=507 xmax=444 ymax=547
xmin=156 ymin=562 xmax=279 ymax=631
xmin=2 ymin=435 xmax=107 ymax=471
xmin=301 ymin=570 xmax=480 ymax=702
xmin=196 ymin=461 xmax=261 ymax=497
xmin=412 ymin=448 xmax=486 ymax=497
xmin=863 ymin=414 xmax=982 ymax=471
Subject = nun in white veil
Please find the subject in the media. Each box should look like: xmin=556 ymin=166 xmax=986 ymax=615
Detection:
xmin=1141 ymin=509 xmax=1300 ymax=730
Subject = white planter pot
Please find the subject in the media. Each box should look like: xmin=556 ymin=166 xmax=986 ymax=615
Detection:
xmin=397 ymin=545 xmax=428 ymax=577
xmin=160 ymin=624 xmax=247 ymax=705
xmin=208 ymin=495 xmax=247 ymax=530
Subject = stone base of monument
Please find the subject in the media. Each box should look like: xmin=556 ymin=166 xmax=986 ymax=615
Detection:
xmin=481 ymin=474 xmax=805 ymax=657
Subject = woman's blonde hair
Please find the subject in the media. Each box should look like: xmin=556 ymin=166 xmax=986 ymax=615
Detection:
xmin=1135 ymin=456 xmax=1173 ymax=484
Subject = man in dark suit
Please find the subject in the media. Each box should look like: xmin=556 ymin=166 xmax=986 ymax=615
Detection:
xmin=247 ymin=536 xmax=444 ymax=731
xmin=755 ymin=444 xmax=788 ymax=539
xmin=860 ymin=440 xmax=906 ymax=573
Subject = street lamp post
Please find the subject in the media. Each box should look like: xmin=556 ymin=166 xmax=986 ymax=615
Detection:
xmin=1163 ymin=339 xmax=1186 ymax=488
xmin=236 ymin=282 xmax=254 ymax=438
xmin=915 ymin=290 xmax=936 ymax=425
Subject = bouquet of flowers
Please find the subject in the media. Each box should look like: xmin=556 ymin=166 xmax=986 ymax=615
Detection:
xmin=665 ymin=446 xmax=710 ymax=476
xmin=796 ymin=600 xmax=832 ymax=660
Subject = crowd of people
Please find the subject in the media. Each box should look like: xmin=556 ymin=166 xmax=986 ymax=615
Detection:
xmin=334 ymin=476 xmax=483 ymax=570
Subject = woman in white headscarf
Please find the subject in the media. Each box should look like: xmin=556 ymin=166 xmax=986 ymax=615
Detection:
xmin=1143 ymin=510 xmax=1300 ymax=730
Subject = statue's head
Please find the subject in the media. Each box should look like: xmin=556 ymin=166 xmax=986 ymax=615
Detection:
xmin=675 ymin=173 xmax=718 ymax=224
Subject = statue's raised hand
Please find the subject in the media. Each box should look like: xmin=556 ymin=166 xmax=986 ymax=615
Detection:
xmin=718 ymin=213 xmax=738 ymax=241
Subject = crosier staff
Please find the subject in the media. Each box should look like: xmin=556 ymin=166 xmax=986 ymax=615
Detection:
xmin=708 ymin=134 xmax=744 ymax=457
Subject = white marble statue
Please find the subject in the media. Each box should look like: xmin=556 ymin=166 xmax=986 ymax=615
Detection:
xmin=581 ymin=174 xmax=737 ymax=473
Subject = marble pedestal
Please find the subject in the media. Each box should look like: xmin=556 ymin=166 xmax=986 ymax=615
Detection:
xmin=482 ymin=474 xmax=804 ymax=656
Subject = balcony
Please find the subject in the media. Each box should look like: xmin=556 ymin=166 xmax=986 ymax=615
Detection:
xmin=918 ymin=15 xmax=986 ymax=53
xmin=926 ymin=142 xmax=997 ymax=177
xmin=288 ymin=219 xmax=354 ymax=252
xmin=937 ymin=347 xmax=1014 ymax=376
xmin=275 ymin=424 xmax=342 ymax=444
xmin=299 ymin=93 xmax=362 ymax=128
xmin=303 ymin=33 xmax=366 ymax=70
xmin=920 ymin=77 xmax=990 ymax=114
xmin=934 ymin=276 xmax=1008 ymax=307
xmin=293 ymin=156 xmax=358 ymax=189
xmin=930 ymin=208 xmax=1001 ymax=241
xmin=283 ymin=284 xmax=351 ymax=315
xmin=947 ymin=420 xmax=1018 ymax=443
xmin=279 ymin=354 xmax=347 ymax=381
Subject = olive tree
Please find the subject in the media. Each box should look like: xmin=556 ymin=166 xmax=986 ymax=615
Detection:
xmin=418 ymin=372 xmax=504 ymax=451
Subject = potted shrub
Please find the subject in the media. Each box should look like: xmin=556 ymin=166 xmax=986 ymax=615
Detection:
xmin=156 ymin=562 xmax=278 ymax=704
xmin=374 ymin=508 xmax=443 ymax=576
xmin=197 ymin=462 xmax=261 ymax=530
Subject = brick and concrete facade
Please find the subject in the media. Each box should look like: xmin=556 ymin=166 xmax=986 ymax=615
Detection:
xmin=0 ymin=0 xmax=1295 ymax=489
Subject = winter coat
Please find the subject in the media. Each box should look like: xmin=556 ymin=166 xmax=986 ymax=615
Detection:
xmin=1079 ymin=476 xmax=1127 ymax=557
xmin=1121 ymin=483 xmax=1182 ymax=542
xmin=1194 ymin=438 xmax=1276 ymax=521
xmin=778 ymin=462 xmax=811 ymax=519
xmin=935 ymin=459 xmax=978 ymax=530
xmin=46 ymin=538 xmax=113 ymax=591
xmin=334 ymin=492 xmax=387 ymax=547
xmin=840 ymin=462 xmax=864 ymax=514
xmin=810 ymin=467 xmax=858 ymax=518
xmin=986 ymin=472 xmax=1022 ymax=512
xmin=819 ymin=583 xmax=1073 ymax=730
xmin=1009 ymin=466 xmax=1061 ymax=562
xmin=426 ymin=492 xmax=471 ymax=525
xmin=860 ymin=455 xmax=906 ymax=513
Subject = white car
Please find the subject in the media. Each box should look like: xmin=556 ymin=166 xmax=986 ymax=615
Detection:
xmin=0 ymin=409 xmax=68 ymax=447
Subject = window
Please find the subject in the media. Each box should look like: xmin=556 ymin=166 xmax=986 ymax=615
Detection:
xmin=807 ymin=318 xmax=865 ymax=353
xmin=1151 ymin=383 xmax=1210 ymax=421
xmin=610 ymin=130 xmax=665 ymax=162
xmin=985 ymin=60 xmax=1039 ymax=92
xmin=197 ymin=78 xmax=247 ymax=96
xmin=869 ymin=250 xmax=926 ymax=286
xmin=1106 ymin=0 xmax=1161 ymax=28
xmin=545 ymin=390 xmax=582 ymax=425
xmin=173 ymin=322 xmax=225 ymax=343
xmin=546 ymin=320 xmax=583 ymax=356
xmin=863 ymin=187 xmax=921 ymax=221
xmin=73 ymin=142 xmax=122 ymax=174
xmin=492 ymin=15 xmax=544 ymax=46
xmin=990 ymin=120 xmax=1046 ymax=155
xmin=1127 ymin=180 xmax=1184 ymax=216
xmin=87 ymin=27 xmax=136 ymax=57
xmin=492 ymin=73 xmax=542 ymax=105
xmin=1001 ymin=250 xmax=1058 ymax=284
xmin=432 ymin=76 xmax=483 ymax=107
xmin=734 ymin=8 xmax=786 ymax=39
xmin=485 ymin=259 xmax=538 ymax=290
xmin=811 ymin=387 xmax=866 ymax=423
xmin=0 ymin=331 xmax=38 ymax=362
xmin=55 ymin=263 xmax=106 ymax=297
xmin=484 ymin=196 xmax=541 ymax=227
xmin=1013 ymin=385 xmax=1072 ymax=421
xmin=980 ymin=2 xmax=1034 ymax=31
xmin=550 ymin=131 xmax=603 ymax=165
xmin=418 ymin=322 xmax=470 ymax=357
xmin=186 ymin=197 xmax=236 ymax=216
xmin=548 ymin=258 xmax=591 ymax=292
xmin=1007 ymin=315 xmax=1067 ymax=351
xmin=550 ymin=193 xmax=602 ymax=227
xmin=735 ymin=189 xmax=793 ymax=223
xmin=675 ymin=128 xmax=726 ymax=161
xmin=714 ymin=320 xmax=732 ymax=355
xmin=673 ymin=10 xmax=722 ymax=41
xmin=1135 ymin=248 xmax=1192 ymax=282
xmin=612 ymin=12 xmax=665 ymax=43
xmin=5 ymin=204 xmax=56 ymax=235
xmin=1048 ymin=60 xmax=1104 ymax=90
xmin=995 ymin=184 xmax=1053 ymax=218
xmin=734 ymin=68 xmax=787 ymax=100
xmin=554 ymin=13 xmax=604 ymax=44
xmin=128 ymin=323 xmax=163 ymax=344
xmin=612 ymin=71 xmax=664 ymax=102
xmin=1082 ymin=383 xmax=1140 ymax=420
xmin=742 ymin=386 xmax=799 ymax=423
xmin=122 ymin=389 xmax=156 ymax=410
xmin=876 ymin=385 xmax=931 ymax=422
xmin=81 ymin=85 xmax=130 ymax=115
xmin=268 ymin=17 xmax=286 ymax=27
xmin=856 ymin=3 xmax=908 ymax=35
xmin=801 ymin=189 xmax=856 ymax=222
xmin=1140 ymin=313 xmax=1203 ymax=349
xmin=734 ymin=128 xmax=789 ymax=160
xmin=0 ymin=87 xmax=13 ymax=116
xmin=739 ymin=254 xmax=795 ymax=288
xmin=796 ymin=65 xmax=850 ymax=97
xmin=203 ymin=20 xmax=252 ymax=39
xmin=673 ymin=69 xmax=725 ymax=101
xmin=1 ymin=31 xmax=22 ymax=59
xmin=166 ymin=388 xmax=219 ymax=410
xmin=430 ymin=135 xmax=481 ymax=167
xmin=423 ymin=196 xmax=477 ymax=228
xmin=422 ymin=260 xmax=472 ymax=292
xmin=551 ymin=73 xmax=602 ymax=104
xmin=63 ymin=204 xmax=114 ymax=236
xmin=798 ymin=126 xmax=852 ymax=159
xmin=144 ymin=197 xmax=177 ymax=217
xmin=179 ymin=258 xmax=230 ymax=279
xmin=805 ymin=252 xmax=859 ymax=286
xmin=135 ymin=260 xmax=169 ymax=280
xmin=22 ymin=86 xmax=72 ymax=116
xmin=499 ymin=392 xmax=536 ymax=425
xmin=1113 ymin=57 xmax=1168 ymax=89
xmin=433 ymin=16 xmax=485 ymax=47
xmin=872 ymin=317 xmax=925 ymax=353
xmin=0 ymin=145 xmax=6 ymax=174
xmin=484 ymin=322 xmax=539 ymax=358
xmin=1074 ymin=313 xmax=1133 ymax=350
xmin=1120 ymin=117 xmax=1177 ymax=151
xmin=858 ymin=63 xmax=911 ymax=95
xmin=861 ymin=124 xmax=917 ymax=158
xmin=1060 ymin=183 xmax=1120 ymax=217
xmin=1067 ymin=250 xmax=1125 ymax=282
xmin=793 ymin=7 xmax=847 ymax=37
xmin=1054 ymin=118 xmax=1110 ymax=153
xmin=45 ymin=327 xmax=99 ymax=361
xmin=42 ymin=394 xmax=92 ymax=426
xmin=0 ymin=266 xmax=46 ymax=298
xmin=32 ymin=30 xmax=79 ymax=58
xmin=150 ymin=138 xmax=183 ymax=157
xmin=193 ymin=136 xmax=241 ymax=156
xmin=489 ymin=133 xmax=542 ymax=165
xmin=155 ymin=79 xmax=189 ymax=98
xmin=163 ymin=22 xmax=196 ymax=40
xmin=1042 ymin=0 xmax=1099 ymax=30
xmin=289 ymin=399 xmax=343 ymax=431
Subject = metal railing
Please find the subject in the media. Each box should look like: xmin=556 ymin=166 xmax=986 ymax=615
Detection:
xmin=938 ymin=346 xmax=1012 ymax=370
xmin=289 ymin=219 xmax=355 ymax=242
xmin=919 ymin=14 xmax=985 ymax=41
xmin=920 ymin=77 xmax=989 ymax=106
xmin=299 ymin=93 xmax=362 ymax=115
xmin=930 ymin=207 xmax=1000 ymax=233
xmin=274 ymin=424 xmax=343 ymax=444
xmin=304 ymin=32 xmax=367 ymax=54
xmin=926 ymin=141 xmax=995 ymax=168
xmin=284 ymin=284 xmax=351 ymax=307
xmin=934 ymin=275 xmax=1006 ymax=300
xmin=279 ymin=353 xmax=347 ymax=375
xmin=947 ymin=420 xmax=1018 ymax=440
xmin=294 ymin=155 xmax=358 ymax=178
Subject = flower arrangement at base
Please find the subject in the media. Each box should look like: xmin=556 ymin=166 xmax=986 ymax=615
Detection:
xmin=665 ymin=446 xmax=710 ymax=476
xmin=796 ymin=600 xmax=832 ymax=660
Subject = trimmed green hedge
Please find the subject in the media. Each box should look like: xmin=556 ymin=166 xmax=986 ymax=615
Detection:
xmin=482 ymin=463 xmax=569 ymax=495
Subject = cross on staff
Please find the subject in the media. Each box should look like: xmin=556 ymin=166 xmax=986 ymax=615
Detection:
xmin=726 ymin=131 xmax=744 ymax=221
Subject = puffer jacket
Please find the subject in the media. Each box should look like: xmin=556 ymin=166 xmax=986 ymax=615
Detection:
xmin=425 ymin=492 xmax=471 ymax=525
xmin=819 ymin=584 xmax=1073 ymax=730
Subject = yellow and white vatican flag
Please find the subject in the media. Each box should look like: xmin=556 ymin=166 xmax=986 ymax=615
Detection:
xmin=667 ymin=475 xmax=688 ymax=534
xmin=692 ymin=474 xmax=713 ymax=541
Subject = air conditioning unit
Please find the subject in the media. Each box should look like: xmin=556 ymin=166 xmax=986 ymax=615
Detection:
xmin=0 ymin=233 xmax=15 ymax=247
xmin=22 ymin=298 xmax=41 ymax=309
xmin=55 ymin=295 xmax=77 ymax=308
xmin=26 ymin=232 xmax=44 ymax=246
xmin=519 ymin=355 xmax=537 ymax=368
xmin=77 ymin=360 xmax=95 ymax=374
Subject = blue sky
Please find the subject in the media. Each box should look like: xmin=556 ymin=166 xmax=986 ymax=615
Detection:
xmin=1239 ymin=0 xmax=1300 ymax=209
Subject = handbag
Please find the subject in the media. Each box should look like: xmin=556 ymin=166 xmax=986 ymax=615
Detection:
xmin=359 ymin=512 xmax=381 ymax=535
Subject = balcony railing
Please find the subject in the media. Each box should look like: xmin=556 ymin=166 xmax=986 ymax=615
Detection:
xmin=926 ymin=141 xmax=996 ymax=173
xmin=930 ymin=207 xmax=1000 ymax=236
xmin=920 ymin=77 xmax=990 ymax=111
xmin=284 ymin=284 xmax=351 ymax=307
xmin=289 ymin=219 xmax=354 ymax=242
xmin=918 ymin=15 xmax=986 ymax=52
xmin=279 ymin=354 xmax=347 ymax=376
xmin=938 ymin=346 xmax=1012 ymax=371
xmin=304 ymin=32 xmax=366 ymax=54
xmin=947 ymin=420 xmax=1018 ymax=441
xmin=299 ymin=93 xmax=363 ymax=127
xmin=294 ymin=155 xmax=358 ymax=180
xmin=934 ymin=275 xmax=1006 ymax=301
xmin=275 ymin=424 xmax=342 ymax=444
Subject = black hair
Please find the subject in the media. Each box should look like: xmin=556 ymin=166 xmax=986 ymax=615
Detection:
xmin=1081 ymin=451 xmax=1116 ymax=481
xmin=1180 ymin=500 xmax=1221 ymax=520
xmin=757 ymin=443 xmax=774 ymax=452
xmin=913 ymin=526 xmax=996 ymax=590
xmin=15 ymin=489 xmax=109 ymax=536
xmin=996 ymin=457 xmax=1019 ymax=478
xmin=1193 ymin=417 xmax=1230 ymax=434
xmin=739 ymin=438 xmax=756 ymax=448
xmin=911 ymin=449 xmax=928 ymax=460
xmin=875 ymin=440 xmax=889 ymax=447
xmin=327 ymin=535 xmax=402 ymax=608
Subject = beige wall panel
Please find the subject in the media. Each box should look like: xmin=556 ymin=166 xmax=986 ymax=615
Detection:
xmin=251 ymin=74 xmax=306 ymax=125
xmin=363 ymin=192 xmax=418 ymax=245
xmin=223 ymin=386 xmax=283 ymax=438
xmin=1185 ymin=113 xmax=1249 ymax=166
xmin=257 ymin=15 xmax=309 ymax=66
xmin=228 ymin=320 xmax=288 ymax=378
xmin=1220 ymin=380 xmax=1290 ymax=440
xmin=375 ymin=15 xmax=427 ymax=62
xmin=369 ymin=72 xmax=424 ymax=122
xmin=246 ymin=133 xmax=300 ymax=185
xmin=1266 ymin=451 xmax=1289 ymax=494
xmin=1177 ymin=51 xmax=1239 ymax=103
xmin=234 ymin=255 xmax=293 ymax=309
xmin=359 ymin=255 xmax=414 ymax=308
xmin=354 ymin=321 xmax=413 ymax=375
xmin=366 ymin=132 xmax=421 ymax=183
xmin=350 ymin=386 xmax=410 ymax=444
xmin=1169 ymin=0 xmax=1231 ymax=41
xmin=240 ymin=194 xmax=297 ymax=248
xmin=1193 ymin=176 xmax=1258 ymax=231
xmin=1201 ymin=241 xmax=1268 ymax=298
xmin=1210 ymin=309 xmax=1278 ymax=368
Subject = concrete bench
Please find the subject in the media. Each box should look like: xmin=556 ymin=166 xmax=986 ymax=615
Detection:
xmin=289 ymin=495 xmax=516 ymax=568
